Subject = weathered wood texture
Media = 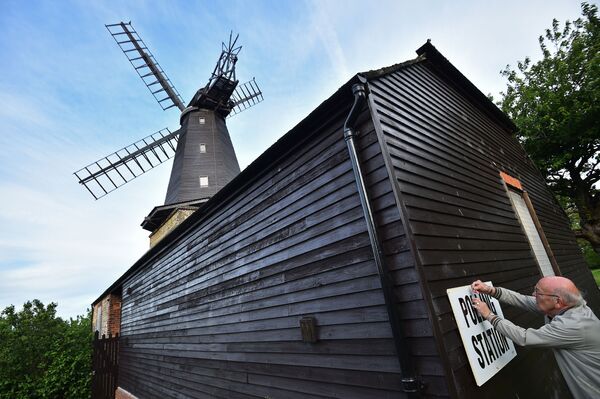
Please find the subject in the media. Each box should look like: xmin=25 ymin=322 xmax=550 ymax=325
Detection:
xmin=165 ymin=109 xmax=240 ymax=204
xmin=117 ymin=99 xmax=427 ymax=398
xmin=92 ymin=332 xmax=119 ymax=399
xmin=367 ymin=60 xmax=598 ymax=398
xmin=354 ymin=112 xmax=448 ymax=397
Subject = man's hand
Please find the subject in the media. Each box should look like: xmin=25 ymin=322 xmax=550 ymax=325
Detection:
xmin=471 ymin=280 xmax=494 ymax=296
xmin=471 ymin=297 xmax=492 ymax=319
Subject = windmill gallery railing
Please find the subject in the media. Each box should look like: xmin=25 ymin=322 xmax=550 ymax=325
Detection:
xmin=92 ymin=331 xmax=119 ymax=399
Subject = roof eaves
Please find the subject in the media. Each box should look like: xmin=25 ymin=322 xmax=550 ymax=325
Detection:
xmin=360 ymin=54 xmax=426 ymax=80
xmin=141 ymin=198 xmax=209 ymax=231
xmin=92 ymin=73 xmax=362 ymax=306
xmin=91 ymin=42 xmax=518 ymax=307
xmin=415 ymin=40 xmax=517 ymax=133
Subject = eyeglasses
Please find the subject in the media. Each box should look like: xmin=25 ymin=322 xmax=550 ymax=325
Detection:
xmin=532 ymin=287 xmax=559 ymax=299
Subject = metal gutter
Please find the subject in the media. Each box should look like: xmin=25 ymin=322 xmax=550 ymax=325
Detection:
xmin=343 ymin=83 xmax=422 ymax=395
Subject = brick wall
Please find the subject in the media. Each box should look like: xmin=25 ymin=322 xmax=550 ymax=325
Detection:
xmin=92 ymin=293 xmax=122 ymax=336
xmin=107 ymin=294 xmax=121 ymax=336
xmin=149 ymin=208 xmax=196 ymax=248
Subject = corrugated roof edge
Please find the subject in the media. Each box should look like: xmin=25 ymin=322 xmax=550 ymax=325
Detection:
xmin=92 ymin=40 xmax=516 ymax=306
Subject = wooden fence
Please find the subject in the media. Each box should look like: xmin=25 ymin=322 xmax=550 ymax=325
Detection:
xmin=92 ymin=331 xmax=119 ymax=399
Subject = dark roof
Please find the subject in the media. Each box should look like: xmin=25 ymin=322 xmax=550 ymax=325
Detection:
xmin=358 ymin=41 xmax=516 ymax=133
xmin=92 ymin=41 xmax=516 ymax=305
xmin=141 ymin=198 xmax=209 ymax=232
xmin=415 ymin=41 xmax=516 ymax=132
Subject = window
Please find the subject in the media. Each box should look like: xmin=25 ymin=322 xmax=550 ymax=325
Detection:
xmin=199 ymin=143 xmax=206 ymax=153
xmin=95 ymin=305 xmax=102 ymax=332
xmin=199 ymin=117 xmax=205 ymax=124
xmin=199 ymin=176 xmax=209 ymax=187
xmin=502 ymin=172 xmax=556 ymax=276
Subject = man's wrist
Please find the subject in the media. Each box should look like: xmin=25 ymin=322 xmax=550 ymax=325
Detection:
xmin=491 ymin=286 xmax=501 ymax=299
xmin=485 ymin=313 xmax=502 ymax=327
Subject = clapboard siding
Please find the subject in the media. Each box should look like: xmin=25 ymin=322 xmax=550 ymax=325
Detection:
xmin=355 ymin=113 xmax=449 ymax=397
xmin=367 ymin=59 xmax=592 ymax=398
xmin=117 ymin=97 xmax=427 ymax=398
xmin=95 ymin=45 xmax=600 ymax=399
xmin=119 ymin=354 xmax=412 ymax=399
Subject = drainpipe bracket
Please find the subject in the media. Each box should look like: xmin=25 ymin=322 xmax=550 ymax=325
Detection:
xmin=343 ymin=83 xmax=367 ymax=142
xmin=343 ymin=127 xmax=357 ymax=141
xmin=401 ymin=376 xmax=425 ymax=394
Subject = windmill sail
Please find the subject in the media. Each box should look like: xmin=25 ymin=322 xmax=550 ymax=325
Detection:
xmin=74 ymin=128 xmax=179 ymax=200
xmin=230 ymin=78 xmax=264 ymax=116
xmin=106 ymin=21 xmax=185 ymax=111
xmin=76 ymin=25 xmax=264 ymax=202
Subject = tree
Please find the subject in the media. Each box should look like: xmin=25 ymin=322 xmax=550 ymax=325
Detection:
xmin=499 ymin=2 xmax=600 ymax=256
xmin=0 ymin=300 xmax=92 ymax=399
xmin=40 ymin=313 xmax=93 ymax=399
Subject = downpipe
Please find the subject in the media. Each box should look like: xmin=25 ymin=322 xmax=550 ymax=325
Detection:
xmin=343 ymin=83 xmax=422 ymax=396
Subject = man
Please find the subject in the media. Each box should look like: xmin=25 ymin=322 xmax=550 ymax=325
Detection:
xmin=470 ymin=277 xmax=600 ymax=399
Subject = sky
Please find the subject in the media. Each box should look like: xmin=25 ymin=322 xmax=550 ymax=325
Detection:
xmin=0 ymin=0 xmax=587 ymax=319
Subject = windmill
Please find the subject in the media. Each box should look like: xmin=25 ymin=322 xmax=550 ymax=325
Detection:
xmin=74 ymin=21 xmax=263 ymax=209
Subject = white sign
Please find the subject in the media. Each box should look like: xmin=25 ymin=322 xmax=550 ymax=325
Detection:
xmin=446 ymin=282 xmax=517 ymax=386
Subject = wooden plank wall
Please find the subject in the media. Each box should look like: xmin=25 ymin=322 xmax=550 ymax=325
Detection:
xmin=366 ymin=61 xmax=598 ymax=398
xmin=165 ymin=110 xmax=240 ymax=203
xmin=355 ymin=114 xmax=449 ymax=397
xmin=117 ymin=101 xmax=424 ymax=398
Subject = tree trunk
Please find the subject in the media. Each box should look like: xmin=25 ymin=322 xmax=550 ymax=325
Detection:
xmin=571 ymin=171 xmax=600 ymax=257
xmin=579 ymin=223 xmax=600 ymax=256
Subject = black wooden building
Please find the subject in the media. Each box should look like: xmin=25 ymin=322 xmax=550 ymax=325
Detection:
xmin=92 ymin=42 xmax=600 ymax=399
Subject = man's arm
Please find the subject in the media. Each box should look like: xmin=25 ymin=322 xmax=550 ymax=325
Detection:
xmin=493 ymin=287 xmax=540 ymax=314
xmin=471 ymin=280 xmax=540 ymax=314
xmin=489 ymin=315 xmax=582 ymax=348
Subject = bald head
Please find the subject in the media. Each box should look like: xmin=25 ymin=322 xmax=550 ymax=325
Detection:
xmin=538 ymin=276 xmax=583 ymax=307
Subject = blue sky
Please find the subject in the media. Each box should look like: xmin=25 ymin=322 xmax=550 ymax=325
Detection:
xmin=0 ymin=0 xmax=585 ymax=318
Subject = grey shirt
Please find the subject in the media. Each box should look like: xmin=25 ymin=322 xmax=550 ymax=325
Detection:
xmin=491 ymin=287 xmax=600 ymax=399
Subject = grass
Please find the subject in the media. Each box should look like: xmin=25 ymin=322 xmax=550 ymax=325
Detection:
xmin=592 ymin=268 xmax=600 ymax=287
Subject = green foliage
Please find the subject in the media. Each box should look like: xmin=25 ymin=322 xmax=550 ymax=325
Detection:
xmin=557 ymin=195 xmax=600 ymax=268
xmin=499 ymin=3 xmax=600 ymax=256
xmin=0 ymin=300 xmax=92 ymax=399
xmin=580 ymin=239 xmax=600 ymax=268
xmin=591 ymin=268 xmax=600 ymax=286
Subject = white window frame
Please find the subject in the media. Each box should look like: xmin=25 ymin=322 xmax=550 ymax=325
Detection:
xmin=501 ymin=172 xmax=558 ymax=277
xmin=95 ymin=305 xmax=102 ymax=333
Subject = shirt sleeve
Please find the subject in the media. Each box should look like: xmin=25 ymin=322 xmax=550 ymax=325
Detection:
xmin=491 ymin=315 xmax=581 ymax=348
xmin=495 ymin=287 xmax=541 ymax=314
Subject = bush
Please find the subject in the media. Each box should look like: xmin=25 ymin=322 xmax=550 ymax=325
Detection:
xmin=0 ymin=300 xmax=92 ymax=399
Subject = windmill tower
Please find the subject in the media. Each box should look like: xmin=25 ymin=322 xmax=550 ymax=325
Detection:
xmin=74 ymin=22 xmax=263 ymax=244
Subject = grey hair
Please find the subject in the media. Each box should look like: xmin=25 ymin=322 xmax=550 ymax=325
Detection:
xmin=555 ymin=288 xmax=584 ymax=307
